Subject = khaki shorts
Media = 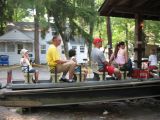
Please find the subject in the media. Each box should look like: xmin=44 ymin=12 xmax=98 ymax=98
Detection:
xmin=50 ymin=60 xmax=76 ymax=73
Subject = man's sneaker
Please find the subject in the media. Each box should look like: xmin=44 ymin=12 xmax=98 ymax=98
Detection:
xmin=60 ymin=78 xmax=68 ymax=82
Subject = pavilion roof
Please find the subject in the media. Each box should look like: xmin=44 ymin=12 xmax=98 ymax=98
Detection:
xmin=99 ymin=0 xmax=160 ymax=20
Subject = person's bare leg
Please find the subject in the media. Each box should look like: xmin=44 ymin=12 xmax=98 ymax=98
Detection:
xmin=83 ymin=69 xmax=88 ymax=80
xmin=68 ymin=62 xmax=77 ymax=79
xmin=114 ymin=68 xmax=121 ymax=80
xmin=57 ymin=60 xmax=77 ymax=80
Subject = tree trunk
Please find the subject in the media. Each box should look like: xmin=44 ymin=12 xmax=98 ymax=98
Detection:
xmin=34 ymin=14 xmax=40 ymax=64
xmin=0 ymin=0 xmax=6 ymax=35
xmin=106 ymin=16 xmax=112 ymax=59
xmin=125 ymin=23 xmax=129 ymax=56
xmin=88 ymin=26 xmax=94 ymax=63
xmin=61 ymin=33 xmax=69 ymax=59
xmin=88 ymin=0 xmax=95 ymax=64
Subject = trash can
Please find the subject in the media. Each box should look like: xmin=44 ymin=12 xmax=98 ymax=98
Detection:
xmin=0 ymin=55 xmax=9 ymax=65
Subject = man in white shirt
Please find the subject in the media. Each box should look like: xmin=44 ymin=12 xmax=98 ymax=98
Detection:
xmin=148 ymin=49 xmax=158 ymax=78
xmin=148 ymin=49 xmax=158 ymax=70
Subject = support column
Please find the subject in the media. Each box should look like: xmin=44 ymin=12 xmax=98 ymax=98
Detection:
xmin=106 ymin=16 xmax=112 ymax=58
xmin=135 ymin=14 xmax=144 ymax=68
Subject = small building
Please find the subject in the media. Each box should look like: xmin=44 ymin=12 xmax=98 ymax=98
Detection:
xmin=0 ymin=22 xmax=53 ymax=65
xmin=0 ymin=22 xmax=88 ymax=65
xmin=68 ymin=36 xmax=88 ymax=63
xmin=0 ymin=28 xmax=34 ymax=65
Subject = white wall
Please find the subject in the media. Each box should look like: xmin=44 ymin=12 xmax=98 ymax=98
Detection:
xmin=39 ymin=30 xmax=53 ymax=64
xmin=24 ymin=30 xmax=53 ymax=64
xmin=0 ymin=29 xmax=87 ymax=65
xmin=0 ymin=42 xmax=34 ymax=65
xmin=68 ymin=42 xmax=88 ymax=64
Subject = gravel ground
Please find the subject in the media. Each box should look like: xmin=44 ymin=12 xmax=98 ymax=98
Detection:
xmin=0 ymin=98 xmax=160 ymax=120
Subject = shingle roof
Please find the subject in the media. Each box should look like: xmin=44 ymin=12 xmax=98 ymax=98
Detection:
xmin=0 ymin=29 xmax=34 ymax=43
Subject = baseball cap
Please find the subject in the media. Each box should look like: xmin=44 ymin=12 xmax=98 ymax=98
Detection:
xmin=93 ymin=38 xmax=103 ymax=45
xmin=20 ymin=49 xmax=28 ymax=56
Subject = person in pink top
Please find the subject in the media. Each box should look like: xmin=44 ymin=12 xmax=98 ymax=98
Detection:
xmin=110 ymin=41 xmax=133 ymax=77
xmin=109 ymin=41 xmax=128 ymax=67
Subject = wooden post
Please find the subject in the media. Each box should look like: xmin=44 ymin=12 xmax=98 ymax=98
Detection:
xmin=106 ymin=16 xmax=112 ymax=58
xmin=79 ymin=65 xmax=82 ymax=82
xmin=135 ymin=14 xmax=144 ymax=68
xmin=27 ymin=65 xmax=30 ymax=83
xmin=55 ymin=67 xmax=57 ymax=83
xmin=7 ymin=70 xmax=12 ymax=84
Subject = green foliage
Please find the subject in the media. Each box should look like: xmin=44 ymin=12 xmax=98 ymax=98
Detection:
xmin=94 ymin=16 xmax=135 ymax=48
xmin=0 ymin=0 xmax=13 ymax=35
xmin=39 ymin=17 xmax=49 ymax=39
xmin=110 ymin=17 xmax=135 ymax=45
xmin=1 ymin=0 xmax=160 ymax=56
xmin=144 ymin=20 xmax=160 ymax=44
xmin=46 ymin=0 xmax=97 ymax=39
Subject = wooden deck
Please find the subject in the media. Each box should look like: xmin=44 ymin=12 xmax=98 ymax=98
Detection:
xmin=0 ymin=78 xmax=160 ymax=107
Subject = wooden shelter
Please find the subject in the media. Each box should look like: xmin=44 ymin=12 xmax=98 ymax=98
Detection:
xmin=99 ymin=0 xmax=160 ymax=68
xmin=99 ymin=0 xmax=160 ymax=20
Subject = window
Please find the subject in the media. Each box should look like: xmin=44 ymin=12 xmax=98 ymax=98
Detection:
xmin=17 ymin=44 xmax=23 ymax=54
xmin=7 ymin=43 xmax=15 ymax=52
xmin=72 ymin=46 xmax=77 ymax=50
xmin=0 ymin=43 xmax=5 ymax=52
xmin=41 ymin=45 xmax=46 ymax=54
xmin=80 ymin=46 xmax=85 ymax=53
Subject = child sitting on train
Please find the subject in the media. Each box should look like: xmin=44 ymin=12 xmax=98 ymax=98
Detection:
xmin=69 ymin=49 xmax=88 ymax=81
xmin=20 ymin=48 xmax=39 ymax=82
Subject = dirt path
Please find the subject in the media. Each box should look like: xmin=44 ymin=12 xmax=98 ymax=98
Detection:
xmin=0 ymin=106 xmax=23 ymax=120
xmin=0 ymin=98 xmax=160 ymax=120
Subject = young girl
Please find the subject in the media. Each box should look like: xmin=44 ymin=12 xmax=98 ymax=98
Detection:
xmin=109 ymin=41 xmax=132 ymax=77
xmin=69 ymin=49 xmax=88 ymax=81
xmin=20 ymin=49 xmax=39 ymax=82
xmin=109 ymin=42 xmax=128 ymax=67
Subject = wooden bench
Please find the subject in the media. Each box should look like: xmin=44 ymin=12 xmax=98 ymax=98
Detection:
xmin=48 ymin=66 xmax=62 ymax=83
xmin=23 ymin=73 xmax=34 ymax=84
xmin=119 ymin=68 xmax=128 ymax=79
xmin=73 ymin=64 xmax=87 ymax=82
xmin=50 ymin=72 xmax=62 ymax=83
xmin=91 ymin=62 xmax=107 ymax=81
xmin=74 ymin=71 xmax=86 ymax=82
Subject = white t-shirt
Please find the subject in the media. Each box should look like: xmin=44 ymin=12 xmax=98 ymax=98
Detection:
xmin=148 ymin=54 xmax=157 ymax=66
xmin=20 ymin=58 xmax=33 ymax=72
xmin=70 ymin=56 xmax=77 ymax=63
